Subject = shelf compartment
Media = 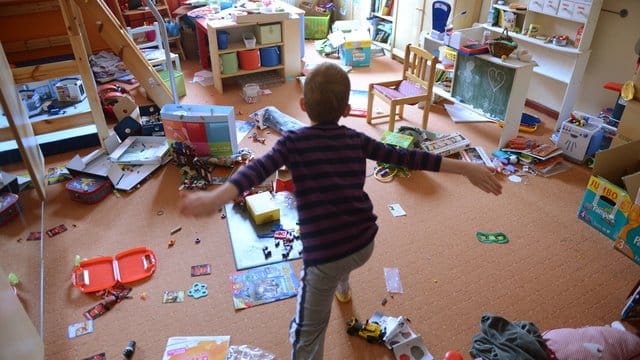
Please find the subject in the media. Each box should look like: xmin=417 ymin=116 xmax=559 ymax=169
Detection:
xmin=483 ymin=24 xmax=582 ymax=54
xmin=218 ymin=41 xmax=285 ymax=54
xmin=220 ymin=65 xmax=285 ymax=79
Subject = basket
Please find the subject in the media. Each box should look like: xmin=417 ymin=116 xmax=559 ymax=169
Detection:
xmin=487 ymin=28 xmax=518 ymax=58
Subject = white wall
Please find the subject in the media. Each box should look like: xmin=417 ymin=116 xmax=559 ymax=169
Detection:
xmin=576 ymin=0 xmax=639 ymax=116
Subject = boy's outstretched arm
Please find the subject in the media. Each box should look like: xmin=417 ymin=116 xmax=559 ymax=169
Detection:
xmin=179 ymin=182 xmax=240 ymax=217
xmin=439 ymin=158 xmax=502 ymax=196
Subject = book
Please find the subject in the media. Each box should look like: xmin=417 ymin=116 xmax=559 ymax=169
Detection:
xmin=502 ymin=136 xmax=563 ymax=161
xmin=458 ymin=146 xmax=493 ymax=167
xmin=229 ymin=262 xmax=299 ymax=309
xmin=162 ymin=336 xmax=230 ymax=360
xmin=622 ymin=281 xmax=640 ymax=320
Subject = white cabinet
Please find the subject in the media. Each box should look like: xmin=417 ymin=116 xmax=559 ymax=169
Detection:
xmin=371 ymin=0 xmax=481 ymax=59
xmin=483 ymin=0 xmax=603 ymax=128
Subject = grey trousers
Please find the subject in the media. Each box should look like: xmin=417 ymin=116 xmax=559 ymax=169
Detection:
xmin=289 ymin=241 xmax=375 ymax=360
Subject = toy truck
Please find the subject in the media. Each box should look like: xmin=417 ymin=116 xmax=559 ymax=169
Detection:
xmin=346 ymin=318 xmax=385 ymax=343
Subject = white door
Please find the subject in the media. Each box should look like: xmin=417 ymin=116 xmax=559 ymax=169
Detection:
xmin=392 ymin=0 xmax=428 ymax=59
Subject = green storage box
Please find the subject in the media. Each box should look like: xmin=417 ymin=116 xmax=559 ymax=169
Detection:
xmin=304 ymin=13 xmax=331 ymax=40
xmin=158 ymin=70 xmax=186 ymax=98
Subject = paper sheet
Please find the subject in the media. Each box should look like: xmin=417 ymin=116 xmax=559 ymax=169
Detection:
xmin=444 ymin=103 xmax=493 ymax=123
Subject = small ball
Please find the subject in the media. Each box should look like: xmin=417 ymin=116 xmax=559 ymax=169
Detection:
xmin=444 ymin=351 xmax=464 ymax=360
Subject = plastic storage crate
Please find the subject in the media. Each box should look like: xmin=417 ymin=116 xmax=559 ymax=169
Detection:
xmin=304 ymin=13 xmax=331 ymax=39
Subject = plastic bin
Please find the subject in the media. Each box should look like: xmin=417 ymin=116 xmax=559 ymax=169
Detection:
xmin=217 ymin=30 xmax=230 ymax=50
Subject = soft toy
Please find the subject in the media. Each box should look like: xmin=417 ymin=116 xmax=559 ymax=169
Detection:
xmin=543 ymin=323 xmax=640 ymax=360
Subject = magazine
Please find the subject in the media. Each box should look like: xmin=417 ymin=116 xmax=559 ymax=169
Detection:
xmin=162 ymin=336 xmax=230 ymax=360
xmin=230 ymin=262 xmax=299 ymax=309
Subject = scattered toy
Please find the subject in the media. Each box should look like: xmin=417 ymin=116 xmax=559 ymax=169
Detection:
xmin=381 ymin=297 xmax=388 ymax=306
xmin=476 ymin=232 xmax=509 ymax=244
xmin=346 ymin=318 xmax=386 ymax=343
xmin=187 ymin=282 xmax=209 ymax=299
xmin=168 ymin=239 xmax=176 ymax=248
xmin=162 ymin=290 xmax=185 ymax=303
xmin=262 ymin=246 xmax=272 ymax=260
xmin=170 ymin=226 xmax=182 ymax=235
xmin=122 ymin=340 xmax=136 ymax=359
xmin=8 ymin=272 xmax=19 ymax=286
xmin=46 ymin=224 xmax=67 ymax=238
xmin=140 ymin=292 xmax=148 ymax=300
xmin=68 ymin=320 xmax=94 ymax=339
xmin=195 ymin=236 xmax=201 ymax=244
xmin=191 ymin=264 xmax=212 ymax=277
xmin=83 ymin=295 xmax=118 ymax=320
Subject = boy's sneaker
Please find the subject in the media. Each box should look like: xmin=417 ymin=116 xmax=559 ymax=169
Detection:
xmin=335 ymin=283 xmax=352 ymax=303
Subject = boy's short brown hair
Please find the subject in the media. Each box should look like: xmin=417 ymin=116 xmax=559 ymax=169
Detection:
xmin=303 ymin=62 xmax=351 ymax=124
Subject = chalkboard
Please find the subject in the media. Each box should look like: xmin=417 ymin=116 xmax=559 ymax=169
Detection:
xmin=451 ymin=54 xmax=515 ymax=121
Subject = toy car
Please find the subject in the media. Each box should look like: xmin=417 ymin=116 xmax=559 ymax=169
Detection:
xmin=346 ymin=318 xmax=386 ymax=343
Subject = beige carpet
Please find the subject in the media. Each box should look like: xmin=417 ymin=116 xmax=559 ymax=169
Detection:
xmin=1 ymin=41 xmax=640 ymax=359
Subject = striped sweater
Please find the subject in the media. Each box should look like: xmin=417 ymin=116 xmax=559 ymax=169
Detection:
xmin=229 ymin=123 xmax=442 ymax=266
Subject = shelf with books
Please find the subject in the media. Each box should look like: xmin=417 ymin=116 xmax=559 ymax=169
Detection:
xmin=371 ymin=0 xmax=395 ymax=18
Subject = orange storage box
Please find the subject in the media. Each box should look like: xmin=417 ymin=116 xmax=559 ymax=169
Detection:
xmin=72 ymin=247 xmax=157 ymax=293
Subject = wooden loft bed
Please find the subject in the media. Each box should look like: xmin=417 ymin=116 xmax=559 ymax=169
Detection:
xmin=0 ymin=0 xmax=174 ymax=151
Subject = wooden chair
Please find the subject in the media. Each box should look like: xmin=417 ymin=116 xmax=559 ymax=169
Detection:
xmin=366 ymin=44 xmax=439 ymax=131
xmin=127 ymin=22 xmax=181 ymax=72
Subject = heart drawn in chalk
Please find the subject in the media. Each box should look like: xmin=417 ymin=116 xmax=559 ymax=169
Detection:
xmin=488 ymin=68 xmax=505 ymax=92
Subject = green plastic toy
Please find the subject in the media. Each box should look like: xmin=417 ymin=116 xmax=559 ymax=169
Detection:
xmin=8 ymin=272 xmax=19 ymax=286
xmin=476 ymin=232 xmax=509 ymax=244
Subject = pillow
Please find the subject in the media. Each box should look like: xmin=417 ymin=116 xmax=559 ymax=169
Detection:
xmin=543 ymin=326 xmax=640 ymax=360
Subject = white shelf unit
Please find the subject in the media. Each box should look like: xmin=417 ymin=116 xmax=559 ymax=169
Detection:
xmin=483 ymin=0 xmax=603 ymax=129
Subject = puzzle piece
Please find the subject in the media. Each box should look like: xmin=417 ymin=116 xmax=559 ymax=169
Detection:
xmin=476 ymin=232 xmax=509 ymax=244
xmin=187 ymin=282 xmax=209 ymax=299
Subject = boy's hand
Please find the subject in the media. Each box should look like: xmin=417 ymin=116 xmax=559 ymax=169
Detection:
xmin=440 ymin=158 xmax=502 ymax=196
xmin=179 ymin=191 xmax=221 ymax=217
xmin=179 ymin=182 xmax=240 ymax=217
xmin=463 ymin=164 xmax=502 ymax=196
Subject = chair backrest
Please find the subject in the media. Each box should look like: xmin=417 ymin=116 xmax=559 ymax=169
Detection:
xmin=402 ymin=44 xmax=439 ymax=92
xmin=127 ymin=22 xmax=163 ymax=51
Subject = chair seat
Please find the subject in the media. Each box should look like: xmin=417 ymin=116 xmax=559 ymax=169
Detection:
xmin=374 ymin=80 xmax=426 ymax=104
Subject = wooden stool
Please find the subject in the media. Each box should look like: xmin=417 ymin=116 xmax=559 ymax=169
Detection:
xmin=168 ymin=35 xmax=186 ymax=61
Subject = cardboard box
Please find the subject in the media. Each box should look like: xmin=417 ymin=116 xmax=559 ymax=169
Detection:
xmin=339 ymin=30 xmax=371 ymax=67
xmin=614 ymin=99 xmax=640 ymax=146
xmin=161 ymin=104 xmax=238 ymax=157
xmin=256 ymin=23 xmax=282 ymax=45
xmin=245 ymin=192 xmax=280 ymax=225
xmin=577 ymin=141 xmax=640 ymax=264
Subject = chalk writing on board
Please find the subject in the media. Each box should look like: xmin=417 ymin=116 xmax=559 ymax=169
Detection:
xmin=452 ymin=55 xmax=515 ymax=121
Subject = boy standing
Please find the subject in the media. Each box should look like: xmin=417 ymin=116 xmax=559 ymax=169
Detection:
xmin=180 ymin=62 xmax=502 ymax=359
